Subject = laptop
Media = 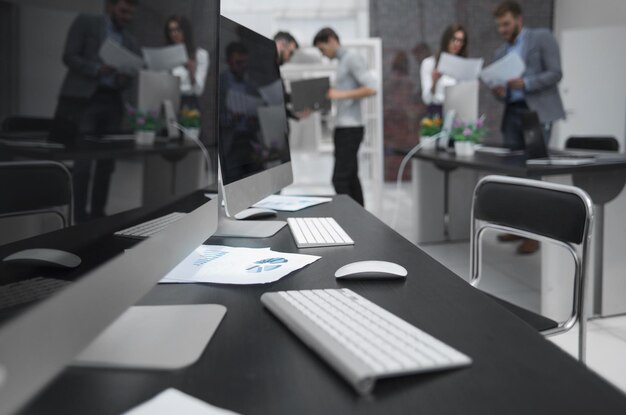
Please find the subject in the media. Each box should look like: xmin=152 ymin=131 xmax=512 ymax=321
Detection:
xmin=523 ymin=112 xmax=595 ymax=165
xmin=290 ymin=77 xmax=331 ymax=113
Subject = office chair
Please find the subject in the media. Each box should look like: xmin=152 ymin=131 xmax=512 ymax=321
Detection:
xmin=566 ymin=136 xmax=619 ymax=152
xmin=470 ymin=175 xmax=593 ymax=363
xmin=0 ymin=161 xmax=74 ymax=232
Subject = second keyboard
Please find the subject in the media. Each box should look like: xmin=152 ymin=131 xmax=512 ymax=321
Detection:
xmin=287 ymin=217 xmax=354 ymax=248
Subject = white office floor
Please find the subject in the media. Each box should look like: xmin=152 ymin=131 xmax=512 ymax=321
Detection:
xmin=285 ymin=169 xmax=626 ymax=394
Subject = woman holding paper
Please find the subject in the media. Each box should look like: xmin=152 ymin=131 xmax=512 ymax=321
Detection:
xmin=165 ymin=15 xmax=209 ymax=109
xmin=420 ymin=24 xmax=468 ymax=116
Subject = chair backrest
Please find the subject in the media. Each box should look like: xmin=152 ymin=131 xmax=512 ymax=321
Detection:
xmin=0 ymin=161 xmax=74 ymax=228
xmin=472 ymin=178 xmax=590 ymax=245
xmin=470 ymin=175 xmax=593 ymax=361
xmin=0 ymin=116 xmax=54 ymax=133
xmin=566 ymin=136 xmax=619 ymax=152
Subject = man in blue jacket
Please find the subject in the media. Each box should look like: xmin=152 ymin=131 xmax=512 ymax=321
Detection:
xmin=491 ymin=1 xmax=565 ymax=254
xmin=491 ymin=1 xmax=565 ymax=151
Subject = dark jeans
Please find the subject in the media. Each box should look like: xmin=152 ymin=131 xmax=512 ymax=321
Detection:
xmin=333 ymin=127 xmax=364 ymax=206
xmin=55 ymin=88 xmax=123 ymax=221
xmin=501 ymin=101 xmax=529 ymax=150
xmin=502 ymin=101 xmax=553 ymax=150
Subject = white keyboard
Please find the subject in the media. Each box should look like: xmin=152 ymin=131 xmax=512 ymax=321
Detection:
xmin=114 ymin=212 xmax=186 ymax=239
xmin=261 ymin=289 xmax=471 ymax=395
xmin=287 ymin=217 xmax=354 ymax=248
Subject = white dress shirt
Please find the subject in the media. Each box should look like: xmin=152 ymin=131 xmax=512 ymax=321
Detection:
xmin=171 ymin=47 xmax=209 ymax=96
xmin=420 ymin=55 xmax=457 ymax=105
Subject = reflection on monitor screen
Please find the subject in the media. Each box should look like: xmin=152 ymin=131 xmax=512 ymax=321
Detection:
xmin=0 ymin=1 xmax=220 ymax=413
xmin=218 ymin=16 xmax=293 ymax=219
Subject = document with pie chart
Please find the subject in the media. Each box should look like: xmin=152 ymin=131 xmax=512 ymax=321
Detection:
xmin=159 ymin=245 xmax=320 ymax=285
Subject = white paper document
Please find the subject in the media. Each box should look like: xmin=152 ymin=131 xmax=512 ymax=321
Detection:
xmin=253 ymin=195 xmax=332 ymax=212
xmin=479 ymin=52 xmax=526 ymax=88
xmin=437 ymin=52 xmax=484 ymax=82
xmin=99 ymin=38 xmax=143 ymax=74
xmin=123 ymin=388 xmax=241 ymax=415
xmin=142 ymin=44 xmax=188 ymax=71
xmin=160 ymin=245 xmax=320 ymax=285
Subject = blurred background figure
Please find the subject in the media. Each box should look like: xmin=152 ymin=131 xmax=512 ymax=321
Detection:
xmin=54 ymin=0 xmax=141 ymax=221
xmin=165 ymin=15 xmax=209 ymax=110
xmin=274 ymin=31 xmax=299 ymax=66
xmin=420 ymin=23 xmax=468 ymax=117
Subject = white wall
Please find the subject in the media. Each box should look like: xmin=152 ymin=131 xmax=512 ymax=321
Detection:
xmin=221 ymin=0 xmax=369 ymax=46
xmin=553 ymin=0 xmax=626 ymax=148
xmin=554 ymin=0 xmax=626 ymax=32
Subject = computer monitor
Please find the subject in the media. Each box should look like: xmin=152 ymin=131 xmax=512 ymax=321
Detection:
xmin=444 ymin=80 xmax=478 ymax=123
xmin=0 ymin=1 xmax=220 ymax=413
xmin=216 ymin=16 xmax=293 ymax=237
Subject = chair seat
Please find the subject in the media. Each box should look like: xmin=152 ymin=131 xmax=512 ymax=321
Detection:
xmin=486 ymin=293 xmax=559 ymax=332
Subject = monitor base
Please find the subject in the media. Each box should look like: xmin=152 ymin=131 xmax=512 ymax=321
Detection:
xmin=215 ymin=218 xmax=286 ymax=238
xmin=72 ymin=304 xmax=226 ymax=370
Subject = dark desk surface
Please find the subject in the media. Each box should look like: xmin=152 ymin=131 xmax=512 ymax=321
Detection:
xmin=402 ymin=147 xmax=626 ymax=177
xmin=0 ymin=135 xmax=203 ymax=161
xmin=15 ymin=196 xmax=626 ymax=414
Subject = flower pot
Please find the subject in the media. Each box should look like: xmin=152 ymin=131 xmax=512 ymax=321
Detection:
xmin=454 ymin=141 xmax=475 ymax=157
xmin=183 ymin=127 xmax=200 ymax=141
xmin=420 ymin=136 xmax=437 ymax=150
xmin=135 ymin=130 xmax=155 ymax=146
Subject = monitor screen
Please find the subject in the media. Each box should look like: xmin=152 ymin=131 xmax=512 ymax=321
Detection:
xmin=217 ymin=16 xmax=293 ymax=216
xmin=0 ymin=1 xmax=219 ymax=413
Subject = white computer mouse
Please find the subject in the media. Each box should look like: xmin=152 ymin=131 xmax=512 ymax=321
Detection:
xmin=2 ymin=248 xmax=81 ymax=269
xmin=335 ymin=260 xmax=408 ymax=280
xmin=234 ymin=207 xmax=277 ymax=220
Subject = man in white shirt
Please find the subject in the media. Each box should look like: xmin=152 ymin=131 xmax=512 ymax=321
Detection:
xmin=313 ymin=27 xmax=377 ymax=206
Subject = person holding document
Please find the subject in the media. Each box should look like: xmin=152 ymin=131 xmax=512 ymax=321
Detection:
xmin=54 ymin=0 xmax=141 ymax=221
xmin=165 ymin=15 xmax=209 ymax=109
xmin=420 ymin=24 xmax=469 ymax=116
xmin=491 ymin=2 xmax=564 ymax=254
xmin=491 ymin=1 xmax=565 ymax=151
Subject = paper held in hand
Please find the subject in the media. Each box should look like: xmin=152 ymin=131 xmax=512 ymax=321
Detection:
xmin=142 ymin=44 xmax=189 ymax=71
xmin=99 ymin=38 xmax=143 ymax=74
xmin=436 ymin=52 xmax=484 ymax=82
xmin=479 ymin=52 xmax=526 ymax=88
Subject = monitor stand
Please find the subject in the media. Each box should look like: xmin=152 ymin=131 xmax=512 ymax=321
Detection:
xmin=214 ymin=204 xmax=286 ymax=238
xmin=72 ymin=304 xmax=226 ymax=370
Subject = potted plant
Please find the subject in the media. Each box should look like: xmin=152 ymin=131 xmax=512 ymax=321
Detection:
xmin=419 ymin=114 xmax=443 ymax=149
xmin=451 ymin=116 xmax=487 ymax=156
xmin=127 ymin=106 xmax=158 ymax=146
xmin=179 ymin=107 xmax=201 ymax=140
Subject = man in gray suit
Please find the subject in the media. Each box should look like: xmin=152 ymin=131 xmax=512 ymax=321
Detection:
xmin=492 ymin=1 xmax=565 ymax=254
xmin=491 ymin=1 xmax=565 ymax=151
xmin=55 ymin=0 xmax=140 ymax=221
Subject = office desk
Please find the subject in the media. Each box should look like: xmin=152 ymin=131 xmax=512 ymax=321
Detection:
xmin=12 ymin=196 xmax=626 ymax=414
xmin=0 ymin=135 xmax=204 ymax=162
xmin=407 ymin=148 xmax=626 ymax=316
xmin=0 ymin=136 xmax=214 ymax=208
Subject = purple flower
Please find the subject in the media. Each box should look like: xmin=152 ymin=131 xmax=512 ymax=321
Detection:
xmin=463 ymin=128 xmax=472 ymax=136
xmin=453 ymin=118 xmax=463 ymax=128
xmin=476 ymin=118 xmax=484 ymax=129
